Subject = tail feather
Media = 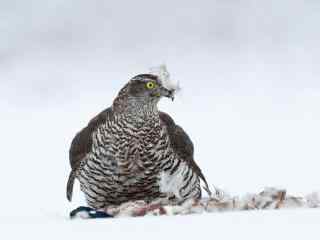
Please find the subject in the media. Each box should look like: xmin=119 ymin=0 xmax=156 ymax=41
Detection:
xmin=199 ymin=173 xmax=212 ymax=197
xmin=66 ymin=170 xmax=76 ymax=202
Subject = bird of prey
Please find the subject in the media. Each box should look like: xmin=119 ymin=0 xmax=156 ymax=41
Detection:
xmin=67 ymin=72 xmax=211 ymax=218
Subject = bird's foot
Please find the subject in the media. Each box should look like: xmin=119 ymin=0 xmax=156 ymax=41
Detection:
xmin=70 ymin=206 xmax=113 ymax=219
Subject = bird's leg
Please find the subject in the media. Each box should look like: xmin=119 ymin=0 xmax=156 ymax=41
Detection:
xmin=70 ymin=206 xmax=113 ymax=219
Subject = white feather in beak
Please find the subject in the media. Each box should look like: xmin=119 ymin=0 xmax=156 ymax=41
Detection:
xmin=149 ymin=65 xmax=181 ymax=92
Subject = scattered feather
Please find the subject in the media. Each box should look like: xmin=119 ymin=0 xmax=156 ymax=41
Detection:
xmin=71 ymin=187 xmax=320 ymax=219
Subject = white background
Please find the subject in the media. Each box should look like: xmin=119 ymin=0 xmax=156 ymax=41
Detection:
xmin=1 ymin=0 xmax=319 ymax=239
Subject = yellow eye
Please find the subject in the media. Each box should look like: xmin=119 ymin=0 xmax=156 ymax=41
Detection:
xmin=146 ymin=81 xmax=156 ymax=89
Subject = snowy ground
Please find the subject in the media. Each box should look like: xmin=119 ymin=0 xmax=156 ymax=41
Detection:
xmin=1 ymin=0 xmax=320 ymax=239
xmin=1 ymin=209 xmax=320 ymax=239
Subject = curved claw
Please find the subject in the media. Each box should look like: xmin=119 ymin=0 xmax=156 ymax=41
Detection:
xmin=70 ymin=206 xmax=113 ymax=219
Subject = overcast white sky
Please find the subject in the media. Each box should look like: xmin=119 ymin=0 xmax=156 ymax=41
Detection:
xmin=1 ymin=0 xmax=320 ymax=105
xmin=0 ymin=0 xmax=319 ymax=219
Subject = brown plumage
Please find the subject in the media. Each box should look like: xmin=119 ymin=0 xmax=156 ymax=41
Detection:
xmin=66 ymin=74 xmax=211 ymax=209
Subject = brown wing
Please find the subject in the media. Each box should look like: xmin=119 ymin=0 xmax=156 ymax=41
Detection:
xmin=66 ymin=107 xmax=113 ymax=201
xmin=159 ymin=111 xmax=212 ymax=197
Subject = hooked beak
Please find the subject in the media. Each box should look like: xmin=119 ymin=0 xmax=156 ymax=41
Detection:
xmin=159 ymin=87 xmax=175 ymax=101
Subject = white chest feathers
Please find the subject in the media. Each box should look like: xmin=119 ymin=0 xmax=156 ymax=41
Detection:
xmin=158 ymin=161 xmax=190 ymax=200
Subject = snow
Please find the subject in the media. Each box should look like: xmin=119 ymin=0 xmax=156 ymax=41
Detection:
xmin=1 ymin=0 xmax=320 ymax=239
xmin=1 ymin=209 xmax=320 ymax=239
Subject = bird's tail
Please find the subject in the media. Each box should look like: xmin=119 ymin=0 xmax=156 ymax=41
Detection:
xmin=198 ymin=172 xmax=213 ymax=197
xmin=66 ymin=170 xmax=76 ymax=202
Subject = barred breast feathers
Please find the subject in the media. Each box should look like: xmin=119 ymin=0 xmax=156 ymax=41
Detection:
xmin=66 ymin=108 xmax=112 ymax=201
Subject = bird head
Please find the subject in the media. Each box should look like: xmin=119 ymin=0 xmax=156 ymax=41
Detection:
xmin=128 ymin=74 xmax=175 ymax=103
xmin=113 ymin=66 xmax=179 ymax=115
